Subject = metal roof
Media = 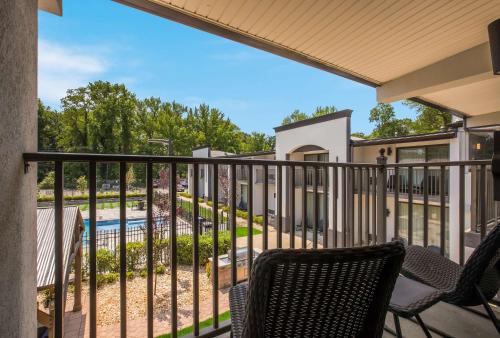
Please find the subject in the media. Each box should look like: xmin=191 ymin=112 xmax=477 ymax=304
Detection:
xmin=37 ymin=207 xmax=83 ymax=290
xmin=351 ymin=131 xmax=457 ymax=147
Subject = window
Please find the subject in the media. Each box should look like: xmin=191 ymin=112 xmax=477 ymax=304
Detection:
xmin=304 ymin=153 xmax=329 ymax=162
xmin=397 ymin=144 xmax=449 ymax=163
xmin=469 ymin=132 xmax=494 ymax=160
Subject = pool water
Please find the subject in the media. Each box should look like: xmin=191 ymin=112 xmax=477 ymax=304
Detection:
xmin=83 ymin=218 xmax=146 ymax=233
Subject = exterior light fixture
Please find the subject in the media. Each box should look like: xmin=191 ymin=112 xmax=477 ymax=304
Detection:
xmin=489 ymin=19 xmax=500 ymax=75
xmin=476 ymin=143 xmax=481 ymax=151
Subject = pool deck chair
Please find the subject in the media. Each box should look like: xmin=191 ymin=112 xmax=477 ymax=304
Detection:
xmin=229 ymin=242 xmax=405 ymax=338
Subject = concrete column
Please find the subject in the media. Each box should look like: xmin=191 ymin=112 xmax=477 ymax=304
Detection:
xmin=0 ymin=0 xmax=38 ymax=336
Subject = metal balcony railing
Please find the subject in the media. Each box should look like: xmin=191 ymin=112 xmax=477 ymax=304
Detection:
xmin=24 ymin=152 xmax=497 ymax=338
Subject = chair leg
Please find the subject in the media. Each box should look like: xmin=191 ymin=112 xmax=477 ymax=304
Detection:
xmin=474 ymin=284 xmax=500 ymax=334
xmin=415 ymin=314 xmax=432 ymax=338
xmin=393 ymin=313 xmax=403 ymax=338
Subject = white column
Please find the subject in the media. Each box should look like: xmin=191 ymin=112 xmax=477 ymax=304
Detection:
xmin=0 ymin=0 xmax=38 ymax=336
xmin=448 ymin=129 xmax=466 ymax=262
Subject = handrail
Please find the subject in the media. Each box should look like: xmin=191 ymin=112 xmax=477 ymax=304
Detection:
xmin=23 ymin=152 xmax=491 ymax=167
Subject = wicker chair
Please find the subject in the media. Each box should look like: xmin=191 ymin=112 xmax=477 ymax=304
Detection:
xmin=229 ymin=241 xmax=405 ymax=338
xmin=401 ymin=224 xmax=500 ymax=334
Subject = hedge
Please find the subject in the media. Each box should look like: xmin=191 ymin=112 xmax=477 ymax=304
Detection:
xmin=176 ymin=232 xmax=231 ymax=266
xmin=37 ymin=191 xmax=146 ymax=202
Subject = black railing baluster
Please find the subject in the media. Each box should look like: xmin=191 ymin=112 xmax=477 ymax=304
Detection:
xmin=302 ymin=165 xmax=307 ymax=249
xmin=192 ymin=163 xmax=200 ymax=336
xmin=323 ymin=166 xmax=328 ymax=249
xmin=332 ymin=167 xmax=338 ymax=248
xmin=350 ymin=167 xmax=355 ymax=247
xmin=357 ymin=167 xmax=363 ymax=246
xmin=423 ymin=166 xmax=429 ymax=247
xmin=394 ymin=167 xmax=399 ymax=240
xmin=263 ymin=165 xmax=268 ymax=250
xmin=247 ymin=165 xmax=254 ymax=272
xmin=364 ymin=167 xmax=370 ymax=245
xmin=372 ymin=168 xmax=377 ymax=245
xmin=146 ymin=162 xmax=154 ymax=338
xmin=440 ymin=165 xmax=446 ymax=255
xmin=277 ymin=164 xmax=283 ymax=249
xmin=408 ymin=167 xmax=413 ymax=245
xmin=54 ymin=161 xmax=64 ymax=338
xmin=290 ymin=166 xmax=296 ymax=249
xmin=89 ymin=161 xmax=97 ymax=338
xmin=459 ymin=165 xmax=465 ymax=265
xmin=119 ymin=162 xmax=127 ymax=338
xmin=341 ymin=166 xmax=347 ymax=247
xmin=212 ymin=164 xmax=219 ymax=328
xmin=480 ymin=164 xmax=486 ymax=239
xmin=230 ymin=164 xmax=237 ymax=286
xmin=312 ymin=166 xmax=318 ymax=249
xmin=170 ymin=162 xmax=178 ymax=338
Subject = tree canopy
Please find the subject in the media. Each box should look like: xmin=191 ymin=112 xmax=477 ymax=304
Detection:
xmin=38 ymin=81 xmax=275 ymax=185
xmin=281 ymin=105 xmax=338 ymax=125
xmin=353 ymin=101 xmax=453 ymax=139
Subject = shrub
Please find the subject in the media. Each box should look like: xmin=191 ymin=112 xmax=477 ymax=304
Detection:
xmin=126 ymin=271 xmax=135 ymax=280
xmin=198 ymin=197 xmax=204 ymax=203
xmin=96 ymin=249 xmax=117 ymax=274
xmin=37 ymin=191 xmax=146 ymax=203
xmin=38 ymin=171 xmax=55 ymax=190
xmin=176 ymin=232 xmax=231 ymax=266
xmin=178 ymin=192 xmax=192 ymax=198
xmin=117 ymin=242 xmax=145 ymax=272
xmin=155 ymin=265 xmax=166 ymax=274
xmin=140 ymin=270 xmax=147 ymax=278
xmin=96 ymin=272 xmax=119 ymax=288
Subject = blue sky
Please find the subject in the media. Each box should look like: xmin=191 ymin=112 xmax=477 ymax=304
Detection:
xmin=38 ymin=0 xmax=416 ymax=135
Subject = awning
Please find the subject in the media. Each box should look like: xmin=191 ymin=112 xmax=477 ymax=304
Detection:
xmin=115 ymin=0 xmax=500 ymax=117
xmin=37 ymin=206 xmax=83 ymax=290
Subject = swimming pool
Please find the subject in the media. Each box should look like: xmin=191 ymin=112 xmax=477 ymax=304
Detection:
xmin=83 ymin=218 xmax=147 ymax=233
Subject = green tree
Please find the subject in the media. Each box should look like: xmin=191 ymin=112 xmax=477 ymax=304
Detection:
xmin=126 ymin=166 xmax=136 ymax=190
xmin=312 ymin=105 xmax=338 ymax=117
xmin=240 ymin=132 xmax=275 ymax=153
xmin=38 ymin=100 xmax=62 ymax=181
xmin=351 ymin=132 xmax=368 ymax=139
xmin=186 ymin=104 xmax=242 ymax=153
xmin=58 ymin=81 xmax=138 ymax=183
xmin=38 ymin=99 xmax=61 ymax=151
xmin=38 ymin=171 xmax=55 ymax=190
xmin=403 ymin=100 xmax=452 ymax=133
xmin=369 ymin=103 xmax=413 ymax=138
xmin=281 ymin=109 xmax=308 ymax=125
xmin=76 ymin=176 xmax=87 ymax=194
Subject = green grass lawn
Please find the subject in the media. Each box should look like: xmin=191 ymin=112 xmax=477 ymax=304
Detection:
xmin=235 ymin=226 xmax=262 ymax=237
xmin=155 ymin=311 xmax=231 ymax=338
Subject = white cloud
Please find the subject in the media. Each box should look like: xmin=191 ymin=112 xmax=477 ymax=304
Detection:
xmin=38 ymin=39 xmax=109 ymax=104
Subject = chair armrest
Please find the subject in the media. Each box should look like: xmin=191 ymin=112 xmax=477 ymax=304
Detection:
xmin=229 ymin=282 xmax=248 ymax=338
xmin=402 ymin=245 xmax=462 ymax=292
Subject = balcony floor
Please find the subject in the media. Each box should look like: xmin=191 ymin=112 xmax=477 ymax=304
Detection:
xmin=215 ymin=301 xmax=499 ymax=338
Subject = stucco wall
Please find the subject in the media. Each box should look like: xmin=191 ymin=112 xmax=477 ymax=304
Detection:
xmin=275 ymin=115 xmax=350 ymax=234
xmin=352 ymin=138 xmax=453 ymax=164
xmin=0 ymin=0 xmax=38 ymax=335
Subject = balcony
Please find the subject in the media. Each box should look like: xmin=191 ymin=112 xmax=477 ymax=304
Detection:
xmin=24 ymin=152 xmax=500 ymax=338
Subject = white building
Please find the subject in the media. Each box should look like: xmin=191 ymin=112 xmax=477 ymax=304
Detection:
xmin=189 ymin=110 xmax=500 ymax=261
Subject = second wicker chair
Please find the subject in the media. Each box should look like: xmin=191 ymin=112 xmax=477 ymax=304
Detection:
xmin=229 ymin=241 xmax=405 ymax=338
